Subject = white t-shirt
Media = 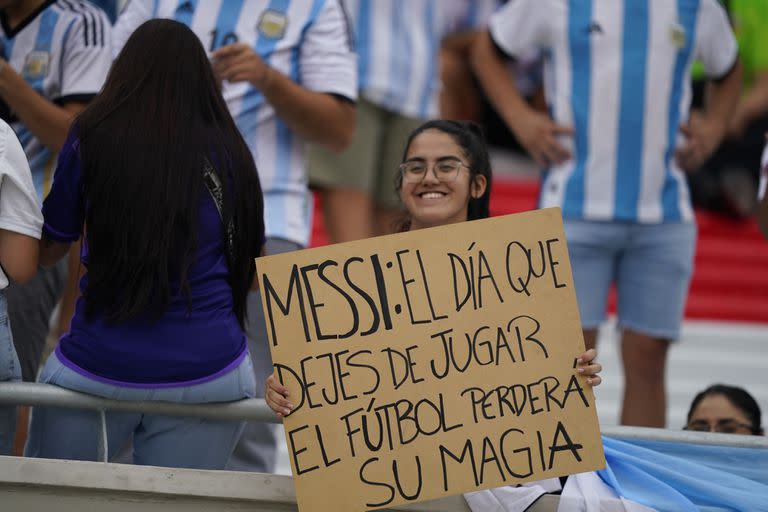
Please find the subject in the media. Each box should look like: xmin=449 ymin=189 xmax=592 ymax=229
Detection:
xmin=489 ymin=0 xmax=738 ymax=224
xmin=114 ymin=0 xmax=358 ymax=246
xmin=0 ymin=119 xmax=43 ymax=289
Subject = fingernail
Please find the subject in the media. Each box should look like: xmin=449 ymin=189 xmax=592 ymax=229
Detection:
xmin=577 ymin=368 xmax=585 ymax=373
xmin=283 ymin=409 xmax=291 ymax=416
xmin=577 ymin=358 xmax=584 ymax=364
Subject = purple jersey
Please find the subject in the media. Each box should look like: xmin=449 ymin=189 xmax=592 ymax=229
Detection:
xmin=42 ymin=129 xmax=249 ymax=386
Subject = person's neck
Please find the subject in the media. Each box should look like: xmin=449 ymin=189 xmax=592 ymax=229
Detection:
xmin=4 ymin=0 xmax=46 ymax=30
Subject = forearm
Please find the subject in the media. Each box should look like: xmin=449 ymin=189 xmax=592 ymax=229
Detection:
xmin=703 ymin=60 xmax=743 ymax=140
xmin=260 ymin=68 xmax=355 ymax=152
xmin=471 ymin=31 xmax=533 ymax=136
xmin=735 ymin=72 xmax=768 ymax=126
xmin=39 ymin=235 xmax=71 ymax=267
xmin=0 ymin=67 xmax=78 ymax=151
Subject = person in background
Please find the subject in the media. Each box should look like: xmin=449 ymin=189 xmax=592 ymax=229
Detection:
xmin=0 ymin=0 xmax=112 ymax=384
xmin=309 ymin=0 xmax=497 ymax=243
xmin=113 ymin=0 xmax=357 ymax=473
xmin=0 ymin=119 xmax=42 ymax=455
xmin=266 ymin=119 xmax=603 ymax=417
xmin=25 ymin=19 xmax=264 ymax=468
xmin=685 ymin=384 xmax=764 ymax=436
xmin=472 ymin=0 xmax=742 ymax=428
xmin=688 ymin=0 xmax=768 ymax=218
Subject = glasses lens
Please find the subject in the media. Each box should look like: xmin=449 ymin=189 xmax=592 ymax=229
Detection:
xmin=685 ymin=421 xmax=710 ymax=432
xmin=435 ymin=161 xmax=462 ymax=182
xmin=401 ymin=162 xmax=426 ymax=183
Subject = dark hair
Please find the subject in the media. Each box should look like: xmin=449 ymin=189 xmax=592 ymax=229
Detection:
xmin=76 ymin=19 xmax=263 ymax=327
xmin=687 ymin=384 xmax=764 ymax=435
xmin=396 ymin=120 xmax=492 ymax=230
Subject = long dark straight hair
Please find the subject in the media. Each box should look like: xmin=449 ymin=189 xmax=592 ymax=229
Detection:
xmin=396 ymin=120 xmax=493 ymax=231
xmin=77 ymin=19 xmax=264 ymax=327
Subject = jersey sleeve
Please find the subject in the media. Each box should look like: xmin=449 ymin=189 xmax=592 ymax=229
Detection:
xmin=41 ymin=128 xmax=85 ymax=242
xmin=298 ymin=0 xmax=357 ymax=101
xmin=0 ymin=122 xmax=43 ymax=239
xmin=112 ymin=0 xmax=154 ymax=58
xmin=488 ymin=0 xmax=552 ymax=59
xmin=694 ymin=0 xmax=738 ymax=80
xmin=59 ymin=6 xmax=113 ymax=103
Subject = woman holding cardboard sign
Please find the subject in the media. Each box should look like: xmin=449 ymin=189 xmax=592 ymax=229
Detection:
xmin=25 ymin=20 xmax=264 ymax=469
xmin=266 ymin=120 xmax=601 ymax=418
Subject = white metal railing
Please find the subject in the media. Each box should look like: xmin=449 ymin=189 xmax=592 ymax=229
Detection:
xmin=1 ymin=381 xmax=766 ymax=462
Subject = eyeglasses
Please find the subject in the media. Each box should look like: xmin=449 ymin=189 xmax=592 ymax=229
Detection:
xmin=684 ymin=419 xmax=755 ymax=434
xmin=399 ymin=160 xmax=468 ymax=184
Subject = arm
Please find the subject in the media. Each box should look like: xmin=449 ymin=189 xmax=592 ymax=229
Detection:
xmin=212 ymin=1 xmax=357 ymax=152
xmin=0 ymin=65 xmax=86 ymax=151
xmin=472 ymin=30 xmax=572 ymax=166
xmin=39 ymin=235 xmax=71 ymax=267
xmin=676 ymin=60 xmax=743 ymax=172
xmin=211 ymin=48 xmax=355 ymax=152
xmin=0 ymin=230 xmax=38 ymax=283
xmin=728 ymin=72 xmax=768 ymax=138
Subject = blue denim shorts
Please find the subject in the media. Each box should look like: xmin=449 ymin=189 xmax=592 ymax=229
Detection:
xmin=564 ymin=219 xmax=696 ymax=340
xmin=0 ymin=292 xmax=20 ymax=383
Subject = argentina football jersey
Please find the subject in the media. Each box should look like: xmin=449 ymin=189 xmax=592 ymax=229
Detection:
xmin=0 ymin=0 xmax=112 ymax=201
xmin=346 ymin=0 xmax=497 ymax=119
xmin=489 ymin=0 xmax=737 ymax=223
xmin=114 ymin=0 xmax=357 ymax=247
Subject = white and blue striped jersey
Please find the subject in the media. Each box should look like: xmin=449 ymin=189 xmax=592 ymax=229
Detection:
xmin=490 ymin=0 xmax=738 ymax=224
xmin=346 ymin=0 xmax=497 ymax=119
xmin=114 ymin=0 xmax=357 ymax=246
xmin=0 ymin=0 xmax=112 ymax=201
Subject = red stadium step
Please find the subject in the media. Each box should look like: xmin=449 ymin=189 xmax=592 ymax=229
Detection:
xmin=310 ymin=177 xmax=768 ymax=324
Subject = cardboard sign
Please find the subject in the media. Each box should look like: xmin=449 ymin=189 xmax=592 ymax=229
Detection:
xmin=257 ymin=208 xmax=605 ymax=512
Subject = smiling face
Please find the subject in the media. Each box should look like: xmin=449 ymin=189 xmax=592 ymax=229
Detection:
xmin=399 ymin=129 xmax=487 ymax=231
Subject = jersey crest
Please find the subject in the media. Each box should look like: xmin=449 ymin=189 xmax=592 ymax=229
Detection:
xmin=23 ymin=51 xmax=51 ymax=79
xmin=257 ymin=9 xmax=288 ymax=39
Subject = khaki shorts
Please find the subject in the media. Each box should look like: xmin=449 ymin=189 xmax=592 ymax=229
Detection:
xmin=308 ymin=98 xmax=423 ymax=208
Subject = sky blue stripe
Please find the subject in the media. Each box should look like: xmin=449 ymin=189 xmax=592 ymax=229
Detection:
xmin=614 ymin=0 xmax=649 ymax=221
xmin=562 ymin=0 xmax=592 ymax=218
xmin=2 ymin=32 xmax=14 ymax=60
xmin=355 ymin=0 xmax=372 ymax=90
xmin=236 ymin=0 xmax=290 ymax=135
xmin=385 ymin=0 xmax=409 ymax=108
xmin=417 ymin=0 xmax=437 ymax=117
xmin=172 ymin=0 xmax=197 ymax=26
xmin=28 ymin=9 xmax=59 ymax=93
xmin=211 ymin=0 xmax=245 ymax=51
xmin=272 ymin=0 xmax=324 ymax=239
xmin=662 ymin=0 xmax=699 ymax=222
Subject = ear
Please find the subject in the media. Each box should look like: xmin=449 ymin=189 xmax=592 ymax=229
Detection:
xmin=470 ymin=175 xmax=487 ymax=199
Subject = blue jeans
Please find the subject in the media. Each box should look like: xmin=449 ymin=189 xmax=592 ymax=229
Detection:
xmin=0 ymin=292 xmax=21 ymax=455
xmin=25 ymin=351 xmax=256 ymax=469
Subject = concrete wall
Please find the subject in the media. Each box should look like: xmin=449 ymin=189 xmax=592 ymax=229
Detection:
xmin=0 ymin=456 xmax=559 ymax=512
